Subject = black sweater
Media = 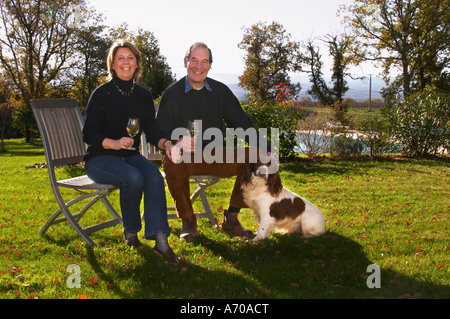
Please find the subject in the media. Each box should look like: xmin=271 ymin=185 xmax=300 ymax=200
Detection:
xmin=83 ymin=78 xmax=166 ymax=161
xmin=157 ymin=77 xmax=260 ymax=148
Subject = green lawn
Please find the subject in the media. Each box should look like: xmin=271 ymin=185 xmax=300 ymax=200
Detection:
xmin=0 ymin=139 xmax=448 ymax=299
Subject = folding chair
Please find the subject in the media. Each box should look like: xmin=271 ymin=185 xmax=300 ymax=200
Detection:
xmin=141 ymin=132 xmax=219 ymax=224
xmin=31 ymin=98 xmax=122 ymax=247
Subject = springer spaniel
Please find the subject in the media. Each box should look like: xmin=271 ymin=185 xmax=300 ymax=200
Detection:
xmin=241 ymin=162 xmax=326 ymax=241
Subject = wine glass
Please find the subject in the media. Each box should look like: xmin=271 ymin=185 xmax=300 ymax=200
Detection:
xmin=187 ymin=120 xmax=199 ymax=152
xmin=126 ymin=117 xmax=140 ymax=150
xmin=188 ymin=120 xmax=200 ymax=137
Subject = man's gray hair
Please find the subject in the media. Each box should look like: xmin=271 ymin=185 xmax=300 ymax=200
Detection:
xmin=184 ymin=42 xmax=213 ymax=63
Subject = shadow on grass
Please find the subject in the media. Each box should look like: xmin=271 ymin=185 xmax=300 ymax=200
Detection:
xmin=0 ymin=139 xmax=44 ymax=157
xmin=77 ymin=230 xmax=449 ymax=299
xmin=197 ymin=232 xmax=449 ymax=299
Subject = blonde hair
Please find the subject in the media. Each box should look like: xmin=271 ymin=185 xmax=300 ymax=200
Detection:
xmin=107 ymin=39 xmax=141 ymax=82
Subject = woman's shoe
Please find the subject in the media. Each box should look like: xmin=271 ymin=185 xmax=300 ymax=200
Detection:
xmin=154 ymin=247 xmax=181 ymax=263
xmin=123 ymin=232 xmax=141 ymax=248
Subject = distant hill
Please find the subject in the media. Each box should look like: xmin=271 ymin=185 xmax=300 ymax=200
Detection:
xmin=226 ymin=77 xmax=384 ymax=102
xmin=227 ymin=83 xmax=249 ymax=101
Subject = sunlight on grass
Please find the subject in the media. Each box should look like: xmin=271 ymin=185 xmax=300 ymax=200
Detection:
xmin=0 ymin=139 xmax=448 ymax=299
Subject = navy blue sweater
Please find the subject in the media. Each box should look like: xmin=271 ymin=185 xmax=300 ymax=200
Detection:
xmin=156 ymin=77 xmax=262 ymax=149
xmin=83 ymin=78 xmax=166 ymax=161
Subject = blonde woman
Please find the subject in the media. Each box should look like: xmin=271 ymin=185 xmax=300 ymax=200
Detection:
xmin=83 ymin=39 xmax=178 ymax=262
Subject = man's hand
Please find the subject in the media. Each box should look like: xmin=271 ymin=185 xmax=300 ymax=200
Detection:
xmin=170 ymin=144 xmax=183 ymax=164
xmin=178 ymin=135 xmax=197 ymax=153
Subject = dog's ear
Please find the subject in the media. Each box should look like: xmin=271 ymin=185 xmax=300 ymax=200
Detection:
xmin=242 ymin=162 xmax=255 ymax=185
xmin=267 ymin=170 xmax=283 ymax=196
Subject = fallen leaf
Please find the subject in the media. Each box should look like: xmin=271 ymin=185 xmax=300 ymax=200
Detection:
xmin=105 ymin=283 xmax=114 ymax=289
xmin=87 ymin=276 xmax=98 ymax=286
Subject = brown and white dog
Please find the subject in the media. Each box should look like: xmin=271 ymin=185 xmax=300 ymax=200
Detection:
xmin=241 ymin=162 xmax=326 ymax=241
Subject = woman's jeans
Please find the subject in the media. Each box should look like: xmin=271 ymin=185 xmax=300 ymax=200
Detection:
xmin=85 ymin=154 xmax=170 ymax=240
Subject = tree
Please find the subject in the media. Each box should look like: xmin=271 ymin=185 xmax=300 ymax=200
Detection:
xmin=301 ymin=35 xmax=352 ymax=122
xmin=134 ymin=28 xmax=176 ymax=99
xmin=0 ymin=74 xmax=14 ymax=151
xmin=0 ymin=0 xmax=86 ymax=141
xmin=107 ymin=24 xmax=176 ymax=99
xmin=340 ymin=0 xmax=450 ymax=97
xmin=238 ymin=21 xmax=301 ymax=102
xmin=67 ymin=7 xmax=109 ymax=112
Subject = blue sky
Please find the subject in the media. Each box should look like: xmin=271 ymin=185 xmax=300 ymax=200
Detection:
xmin=88 ymin=0 xmax=378 ymax=84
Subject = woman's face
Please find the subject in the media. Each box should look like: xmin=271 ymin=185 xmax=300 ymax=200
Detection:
xmin=112 ymin=47 xmax=138 ymax=81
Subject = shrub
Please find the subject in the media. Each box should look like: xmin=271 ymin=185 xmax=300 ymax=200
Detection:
xmin=356 ymin=117 xmax=398 ymax=157
xmin=384 ymin=88 xmax=450 ymax=156
xmin=331 ymin=134 xmax=365 ymax=157
xmin=242 ymin=94 xmax=303 ymax=158
xmin=297 ymin=113 xmax=334 ymax=158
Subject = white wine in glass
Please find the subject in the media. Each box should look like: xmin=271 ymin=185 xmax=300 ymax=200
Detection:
xmin=126 ymin=118 xmax=140 ymax=150
xmin=188 ymin=120 xmax=199 ymax=152
xmin=188 ymin=120 xmax=200 ymax=137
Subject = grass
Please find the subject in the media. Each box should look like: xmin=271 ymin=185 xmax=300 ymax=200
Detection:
xmin=0 ymin=138 xmax=449 ymax=300
xmin=300 ymin=105 xmax=383 ymax=130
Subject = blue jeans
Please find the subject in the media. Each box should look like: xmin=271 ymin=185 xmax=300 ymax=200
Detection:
xmin=85 ymin=154 xmax=170 ymax=239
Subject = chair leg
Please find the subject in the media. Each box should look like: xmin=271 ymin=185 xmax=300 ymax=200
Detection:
xmin=199 ymin=189 xmax=216 ymax=225
xmin=58 ymin=205 xmax=97 ymax=246
xmin=100 ymin=195 xmax=123 ymax=224
xmin=39 ymin=208 xmax=64 ymax=236
xmin=41 ymin=190 xmax=121 ymax=247
xmin=190 ymin=178 xmax=220 ymax=225
xmin=141 ymin=177 xmax=219 ymax=223
xmin=40 ymin=192 xmax=97 ymax=235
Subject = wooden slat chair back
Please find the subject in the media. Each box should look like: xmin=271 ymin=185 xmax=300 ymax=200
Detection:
xmin=141 ymin=132 xmax=219 ymax=225
xmin=31 ymin=98 xmax=122 ymax=246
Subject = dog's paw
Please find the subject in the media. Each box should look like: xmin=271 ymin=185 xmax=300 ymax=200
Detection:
xmin=254 ymin=232 xmax=270 ymax=241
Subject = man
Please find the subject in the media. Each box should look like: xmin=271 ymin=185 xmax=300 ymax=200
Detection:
xmin=156 ymin=42 xmax=270 ymax=242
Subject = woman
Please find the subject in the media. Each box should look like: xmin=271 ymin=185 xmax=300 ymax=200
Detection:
xmin=83 ymin=39 xmax=178 ymax=261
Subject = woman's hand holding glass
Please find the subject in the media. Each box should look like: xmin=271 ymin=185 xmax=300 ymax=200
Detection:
xmin=100 ymin=117 xmax=139 ymax=151
xmin=101 ymin=136 xmax=135 ymax=150
xmin=125 ymin=118 xmax=139 ymax=150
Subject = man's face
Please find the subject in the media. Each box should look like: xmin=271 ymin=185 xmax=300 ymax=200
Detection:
xmin=185 ymin=46 xmax=212 ymax=89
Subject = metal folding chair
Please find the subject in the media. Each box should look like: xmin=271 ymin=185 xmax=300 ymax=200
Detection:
xmin=31 ymin=98 xmax=122 ymax=246
xmin=141 ymin=132 xmax=219 ymax=225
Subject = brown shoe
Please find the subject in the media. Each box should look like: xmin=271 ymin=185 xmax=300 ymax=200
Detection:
xmin=221 ymin=211 xmax=253 ymax=237
xmin=123 ymin=232 xmax=141 ymax=248
xmin=180 ymin=214 xmax=197 ymax=242
xmin=154 ymin=247 xmax=182 ymax=263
